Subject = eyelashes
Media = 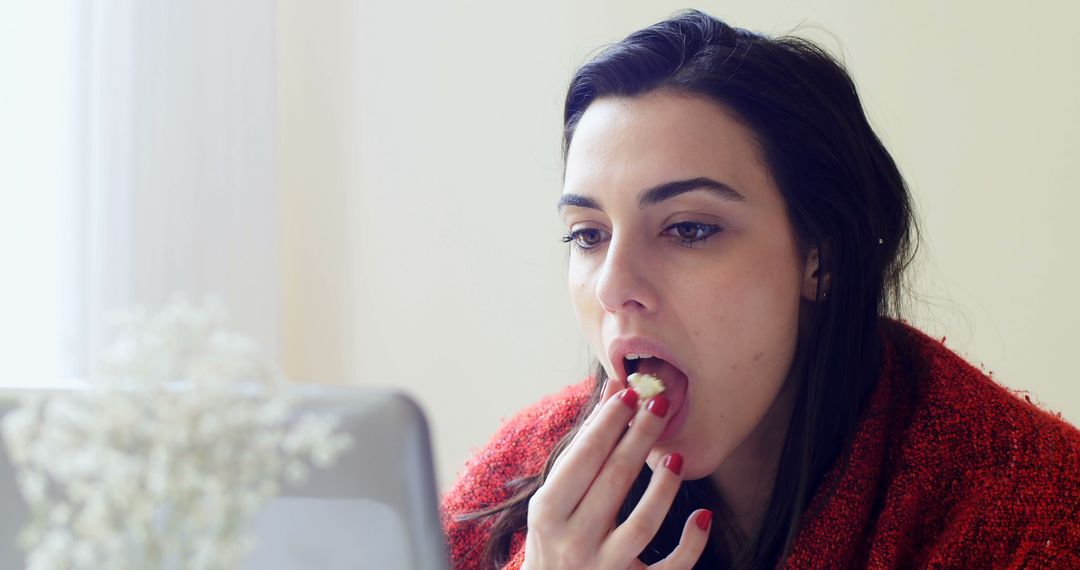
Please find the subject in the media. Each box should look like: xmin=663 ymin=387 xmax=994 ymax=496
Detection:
xmin=560 ymin=221 xmax=724 ymax=255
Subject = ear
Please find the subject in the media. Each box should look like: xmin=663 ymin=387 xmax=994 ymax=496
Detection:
xmin=800 ymin=242 xmax=832 ymax=302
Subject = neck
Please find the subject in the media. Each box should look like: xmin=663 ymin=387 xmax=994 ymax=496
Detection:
xmin=707 ymin=353 xmax=801 ymax=537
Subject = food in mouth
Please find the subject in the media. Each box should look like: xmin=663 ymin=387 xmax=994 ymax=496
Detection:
xmin=627 ymin=372 xmax=666 ymax=400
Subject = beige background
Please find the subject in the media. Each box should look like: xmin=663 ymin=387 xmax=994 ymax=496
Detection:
xmin=276 ymin=0 xmax=1080 ymax=492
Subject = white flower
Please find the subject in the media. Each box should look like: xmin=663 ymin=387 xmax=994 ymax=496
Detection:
xmin=1 ymin=296 xmax=353 ymax=569
xmin=17 ymin=472 xmax=47 ymax=505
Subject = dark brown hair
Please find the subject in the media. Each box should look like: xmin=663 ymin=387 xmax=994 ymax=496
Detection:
xmin=459 ymin=9 xmax=919 ymax=568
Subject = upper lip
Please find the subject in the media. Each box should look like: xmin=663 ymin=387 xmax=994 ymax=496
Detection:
xmin=607 ymin=336 xmax=689 ymax=383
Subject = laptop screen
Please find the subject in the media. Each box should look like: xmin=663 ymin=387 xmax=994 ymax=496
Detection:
xmin=245 ymin=387 xmax=449 ymax=569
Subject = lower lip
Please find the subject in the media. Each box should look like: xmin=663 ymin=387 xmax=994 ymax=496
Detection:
xmin=656 ymin=381 xmax=689 ymax=443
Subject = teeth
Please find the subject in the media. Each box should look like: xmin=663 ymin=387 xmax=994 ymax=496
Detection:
xmin=625 ymin=353 xmax=655 ymax=360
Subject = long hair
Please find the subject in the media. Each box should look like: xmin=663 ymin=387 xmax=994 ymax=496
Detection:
xmin=459 ymin=10 xmax=920 ymax=568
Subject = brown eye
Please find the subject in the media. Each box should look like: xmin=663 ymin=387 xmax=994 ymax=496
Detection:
xmin=575 ymin=229 xmax=605 ymax=248
xmin=560 ymin=228 xmax=610 ymax=253
xmin=663 ymin=222 xmax=723 ymax=247
xmin=674 ymin=223 xmax=700 ymax=240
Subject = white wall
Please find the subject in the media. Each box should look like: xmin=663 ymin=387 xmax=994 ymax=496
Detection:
xmin=276 ymin=0 xmax=1080 ymax=491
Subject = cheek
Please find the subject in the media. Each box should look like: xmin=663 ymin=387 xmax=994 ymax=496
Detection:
xmin=568 ymin=264 xmax=594 ymax=318
xmin=568 ymin=262 xmax=606 ymax=358
xmin=686 ymin=254 xmax=801 ymax=374
xmin=683 ymin=266 xmax=781 ymax=330
xmin=704 ymin=245 xmax=800 ymax=322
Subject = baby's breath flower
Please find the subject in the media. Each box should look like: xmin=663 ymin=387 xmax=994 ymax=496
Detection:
xmin=1 ymin=296 xmax=353 ymax=569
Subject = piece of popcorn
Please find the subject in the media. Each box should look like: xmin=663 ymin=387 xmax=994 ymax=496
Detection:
xmin=627 ymin=372 xmax=666 ymax=399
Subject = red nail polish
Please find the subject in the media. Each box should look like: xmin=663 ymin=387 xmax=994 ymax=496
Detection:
xmin=663 ymin=452 xmax=683 ymax=476
xmin=618 ymin=388 xmax=639 ymax=409
xmin=646 ymin=395 xmax=669 ymax=418
xmin=695 ymin=510 xmax=712 ymax=531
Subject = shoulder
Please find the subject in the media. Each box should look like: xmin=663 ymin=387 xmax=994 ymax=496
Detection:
xmin=440 ymin=377 xmax=594 ymax=568
xmin=885 ymin=320 xmax=1080 ymax=561
xmin=891 ymin=320 xmax=1080 ymax=480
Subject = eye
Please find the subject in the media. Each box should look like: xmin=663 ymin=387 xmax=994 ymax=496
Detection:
xmin=560 ymin=228 xmax=610 ymax=253
xmin=663 ymin=221 xmax=723 ymax=246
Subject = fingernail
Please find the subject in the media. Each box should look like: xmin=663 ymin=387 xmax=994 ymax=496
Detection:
xmin=646 ymin=395 xmax=669 ymax=418
xmin=695 ymin=510 xmax=712 ymax=531
xmin=618 ymin=388 xmax=639 ymax=409
xmin=663 ymin=452 xmax=683 ymax=476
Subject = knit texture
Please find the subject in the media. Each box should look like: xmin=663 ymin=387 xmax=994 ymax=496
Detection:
xmin=441 ymin=320 xmax=1080 ymax=568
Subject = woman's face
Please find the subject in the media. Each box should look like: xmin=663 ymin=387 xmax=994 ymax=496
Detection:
xmin=559 ymin=91 xmax=820 ymax=481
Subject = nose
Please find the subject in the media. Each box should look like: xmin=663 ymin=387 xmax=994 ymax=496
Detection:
xmin=595 ymin=235 xmax=659 ymax=315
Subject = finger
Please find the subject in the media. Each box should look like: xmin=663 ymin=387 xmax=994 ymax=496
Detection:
xmin=538 ymin=387 xmax=641 ymax=519
xmin=649 ymin=509 xmax=712 ymax=570
xmin=601 ymin=452 xmax=685 ymax=560
xmin=551 ymin=376 xmax=625 ymax=473
xmin=568 ymin=394 xmax=673 ymax=536
xmin=582 ymin=376 xmax=624 ymax=428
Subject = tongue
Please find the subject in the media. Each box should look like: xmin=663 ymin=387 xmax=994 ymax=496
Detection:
xmin=634 ymin=358 xmax=686 ymax=386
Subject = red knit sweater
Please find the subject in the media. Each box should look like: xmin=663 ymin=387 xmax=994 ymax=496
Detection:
xmin=441 ymin=320 xmax=1080 ymax=568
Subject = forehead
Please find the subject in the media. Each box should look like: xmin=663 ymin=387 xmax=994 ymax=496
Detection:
xmin=563 ymin=91 xmax=773 ymax=204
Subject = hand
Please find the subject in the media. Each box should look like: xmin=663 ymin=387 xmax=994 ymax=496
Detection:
xmin=521 ymin=377 xmax=712 ymax=569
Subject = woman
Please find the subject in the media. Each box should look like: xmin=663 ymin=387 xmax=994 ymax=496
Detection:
xmin=441 ymin=10 xmax=1080 ymax=569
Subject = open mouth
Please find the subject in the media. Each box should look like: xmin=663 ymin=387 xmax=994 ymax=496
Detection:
xmin=622 ymin=354 xmax=690 ymax=442
xmin=624 ymin=355 xmax=686 ymax=386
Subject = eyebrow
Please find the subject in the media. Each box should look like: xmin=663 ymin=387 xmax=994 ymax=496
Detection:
xmin=556 ymin=177 xmax=747 ymax=213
